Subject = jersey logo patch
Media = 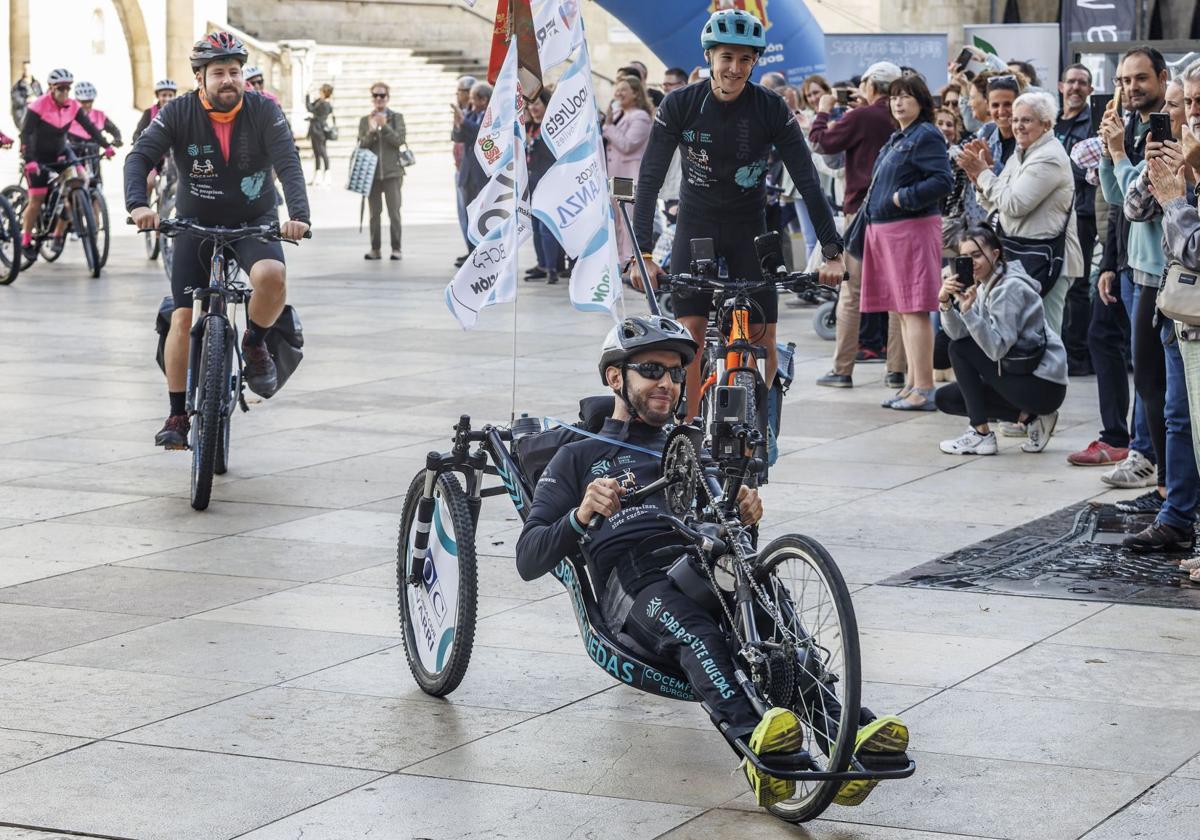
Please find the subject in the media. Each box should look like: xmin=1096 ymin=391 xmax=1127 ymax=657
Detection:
xmin=734 ymin=158 xmax=767 ymax=188
xmin=241 ymin=171 xmax=267 ymax=201
xmin=191 ymin=159 xmax=216 ymax=178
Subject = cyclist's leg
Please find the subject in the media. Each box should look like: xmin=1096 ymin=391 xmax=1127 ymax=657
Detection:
xmin=234 ymin=220 xmax=288 ymax=333
xmin=21 ymin=166 xmax=52 ymax=240
xmin=156 ymin=231 xmax=208 ymax=447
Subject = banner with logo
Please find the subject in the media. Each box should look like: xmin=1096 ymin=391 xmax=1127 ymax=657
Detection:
xmin=475 ymin=40 xmax=520 ymax=177
xmin=531 ymin=133 xmax=608 ymax=256
xmin=446 ymin=215 xmax=520 ymax=329
xmin=540 ymin=47 xmax=596 ymax=159
xmin=569 ymin=215 xmax=621 ymax=314
xmin=1060 ymin=0 xmax=1136 ymax=68
xmin=533 ymin=0 xmax=584 ymax=72
xmin=467 ymin=119 xmax=533 ymax=246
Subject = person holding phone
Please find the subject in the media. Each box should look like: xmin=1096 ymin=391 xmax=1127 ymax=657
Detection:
xmin=934 ymin=226 xmax=1068 ymax=455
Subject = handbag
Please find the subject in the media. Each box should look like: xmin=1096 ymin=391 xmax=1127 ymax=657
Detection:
xmin=399 ymin=143 xmax=416 ymax=168
xmin=346 ymin=147 xmax=377 ymax=195
xmin=1156 ymin=261 xmax=1200 ymax=326
xmin=323 ymin=115 xmax=339 ymax=142
xmin=993 ymin=203 xmax=1072 ymax=297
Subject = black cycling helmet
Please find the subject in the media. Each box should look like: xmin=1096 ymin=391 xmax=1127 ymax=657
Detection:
xmin=598 ymin=316 xmax=698 ymax=384
xmin=190 ymin=32 xmax=248 ymax=72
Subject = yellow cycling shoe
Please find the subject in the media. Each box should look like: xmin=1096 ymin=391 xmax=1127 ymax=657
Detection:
xmin=743 ymin=707 xmax=805 ymax=808
xmin=834 ymin=714 xmax=909 ymax=807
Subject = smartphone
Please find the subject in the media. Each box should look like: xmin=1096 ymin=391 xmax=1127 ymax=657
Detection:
xmin=955 ymin=255 xmax=974 ymax=288
xmin=690 ymin=237 xmax=716 ymax=276
xmin=953 ymin=47 xmax=986 ymax=81
xmin=610 ymin=176 xmax=635 ymax=202
xmin=1149 ymin=112 xmax=1171 ymax=143
xmin=933 ymin=94 xmax=942 ymax=108
xmin=836 ymin=88 xmax=850 ymax=107
xmin=1089 ymin=94 xmax=1113 ymax=135
xmin=754 ymin=231 xmax=785 ymax=275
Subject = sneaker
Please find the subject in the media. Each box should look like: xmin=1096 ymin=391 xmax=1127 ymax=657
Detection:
xmin=1179 ymin=556 xmax=1200 ymax=572
xmin=363 ymin=250 xmax=381 ymax=261
xmin=835 ymin=715 xmax=909 ymax=807
xmin=817 ymin=371 xmax=852 ymax=388
xmin=546 ymin=270 xmax=559 ymax=285
xmin=940 ymin=427 xmax=998 ymax=456
xmin=525 ymin=266 xmax=547 ymax=279
xmin=1000 ymin=421 xmax=1027 ymax=437
xmin=884 ymin=371 xmax=905 ymax=389
xmin=241 ymin=334 xmax=278 ymax=398
xmin=1102 ymin=450 xmax=1158 ymax=488
xmin=1114 ymin=489 xmax=1165 ymax=515
xmin=154 ymin=414 xmax=190 ymax=450
xmin=390 ymin=250 xmax=402 ymax=261
xmin=1068 ymin=440 xmax=1129 ymax=466
xmin=1021 ymin=411 xmax=1058 ymax=453
xmin=1123 ymin=519 xmax=1195 ymax=553
xmin=856 ymin=347 xmax=885 ymax=363
xmin=743 ymin=707 xmax=804 ymax=808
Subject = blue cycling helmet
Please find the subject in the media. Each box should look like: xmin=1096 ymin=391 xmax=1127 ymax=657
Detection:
xmin=700 ymin=9 xmax=766 ymax=53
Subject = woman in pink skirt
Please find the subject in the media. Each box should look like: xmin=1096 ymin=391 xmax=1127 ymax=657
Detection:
xmin=860 ymin=74 xmax=954 ymax=410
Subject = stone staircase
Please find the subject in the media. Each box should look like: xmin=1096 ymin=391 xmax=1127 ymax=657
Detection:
xmin=309 ymin=45 xmax=488 ymax=161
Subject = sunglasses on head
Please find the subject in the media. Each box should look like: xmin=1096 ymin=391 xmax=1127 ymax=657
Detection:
xmin=624 ymin=362 xmax=686 ymax=384
xmin=986 ymin=74 xmax=1017 ymax=90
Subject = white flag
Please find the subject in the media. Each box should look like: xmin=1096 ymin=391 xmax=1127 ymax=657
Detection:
xmin=445 ymin=215 xmax=519 ymax=330
xmin=467 ymin=119 xmax=533 ymax=247
xmin=569 ymin=212 xmax=622 ymax=320
xmin=540 ymin=45 xmax=595 ymax=159
xmin=531 ymin=134 xmax=608 ymax=257
xmin=533 ymin=0 xmax=584 ymax=72
xmin=474 ymin=41 xmax=520 ymax=177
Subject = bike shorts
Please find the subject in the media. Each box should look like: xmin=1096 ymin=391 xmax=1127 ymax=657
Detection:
xmin=168 ymin=212 xmax=285 ymax=309
xmin=669 ymin=214 xmax=775 ymax=324
xmin=26 ymin=160 xmax=69 ymax=196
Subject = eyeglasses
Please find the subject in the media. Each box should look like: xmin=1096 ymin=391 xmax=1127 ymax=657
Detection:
xmin=624 ymin=362 xmax=686 ymax=384
xmin=372 ymin=92 xmax=388 ymax=99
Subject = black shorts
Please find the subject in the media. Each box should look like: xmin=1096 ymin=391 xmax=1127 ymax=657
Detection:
xmin=27 ymin=160 xmax=69 ymax=195
xmin=669 ymin=214 xmax=775 ymax=324
xmin=168 ymin=212 xmax=284 ymax=309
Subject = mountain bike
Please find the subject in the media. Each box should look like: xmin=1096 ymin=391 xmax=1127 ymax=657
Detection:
xmin=2 ymin=149 xmax=103 ymax=277
xmin=146 ymin=218 xmax=307 ymax=510
xmin=397 ymin=406 xmax=913 ymax=824
xmin=71 ymin=142 xmax=112 ymax=269
xmin=0 ymin=188 xmax=19 ymax=285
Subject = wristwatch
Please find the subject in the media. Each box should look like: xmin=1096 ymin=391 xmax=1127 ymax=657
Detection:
xmin=821 ymin=242 xmax=843 ymax=261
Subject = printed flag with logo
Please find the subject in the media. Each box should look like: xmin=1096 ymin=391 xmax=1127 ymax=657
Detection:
xmin=569 ymin=213 xmax=621 ymax=318
xmin=475 ymin=40 xmax=520 ymax=177
xmin=445 ymin=213 xmax=520 ymax=330
xmin=467 ymin=116 xmax=533 ymax=247
xmin=532 ymin=0 xmax=584 ymax=73
xmin=531 ymin=132 xmax=608 ymax=256
xmin=540 ymin=45 xmax=595 ymax=159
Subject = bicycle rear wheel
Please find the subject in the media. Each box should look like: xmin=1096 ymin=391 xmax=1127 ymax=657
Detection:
xmin=190 ymin=318 xmax=227 ymax=511
xmin=758 ymin=534 xmax=861 ymax=824
xmin=0 ymin=195 xmax=19 ymax=285
xmin=396 ymin=469 xmax=478 ymax=697
xmin=93 ymin=190 xmax=110 ymax=269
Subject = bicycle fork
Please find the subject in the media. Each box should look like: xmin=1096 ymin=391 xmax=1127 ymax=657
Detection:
xmin=406 ymin=464 xmax=439 ymax=587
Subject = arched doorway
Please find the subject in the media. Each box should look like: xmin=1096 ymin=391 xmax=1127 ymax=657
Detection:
xmin=109 ymin=0 xmax=153 ymax=106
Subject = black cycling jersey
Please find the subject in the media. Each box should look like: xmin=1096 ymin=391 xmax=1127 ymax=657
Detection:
xmin=516 ymin=418 xmax=675 ymax=590
xmin=20 ymin=94 xmax=106 ymax=164
xmin=123 ymin=91 xmax=309 ymax=225
xmin=633 ymin=80 xmax=840 ymax=254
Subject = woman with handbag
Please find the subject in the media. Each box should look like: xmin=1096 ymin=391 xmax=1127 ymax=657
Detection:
xmin=858 ymin=74 xmax=954 ymax=410
xmin=935 ymin=225 xmax=1068 ymax=455
xmin=959 ymin=91 xmax=1082 ymax=336
xmin=357 ymin=82 xmax=407 ymax=261
xmin=306 ymin=83 xmax=335 ymax=186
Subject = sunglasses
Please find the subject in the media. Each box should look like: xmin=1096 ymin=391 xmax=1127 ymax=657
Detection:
xmin=52 ymin=85 xmax=71 ymax=93
xmin=624 ymin=362 xmax=686 ymax=384
xmin=372 ymin=93 xmax=388 ymax=99
xmin=986 ymin=74 xmax=1018 ymax=90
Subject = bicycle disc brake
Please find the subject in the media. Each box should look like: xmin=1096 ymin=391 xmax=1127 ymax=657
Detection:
xmin=662 ymin=427 xmax=701 ymax=516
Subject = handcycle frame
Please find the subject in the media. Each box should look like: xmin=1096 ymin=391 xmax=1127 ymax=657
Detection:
xmin=410 ymin=412 xmax=913 ymax=786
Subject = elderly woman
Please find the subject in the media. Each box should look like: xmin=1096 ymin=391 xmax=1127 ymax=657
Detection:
xmin=860 ymin=74 xmax=954 ymax=410
xmin=935 ymin=226 xmax=1068 ymax=455
xmin=1146 ymin=62 xmax=1200 ymax=577
xmin=959 ymin=90 xmax=1082 ymax=335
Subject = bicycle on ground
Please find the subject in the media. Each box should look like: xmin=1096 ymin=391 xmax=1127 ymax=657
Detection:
xmin=2 ymin=148 xmax=104 ymax=278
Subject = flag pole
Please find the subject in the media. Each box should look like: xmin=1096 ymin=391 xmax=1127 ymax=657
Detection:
xmin=615 ymin=196 xmax=661 ymax=317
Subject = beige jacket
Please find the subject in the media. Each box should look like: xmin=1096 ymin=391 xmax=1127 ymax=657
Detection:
xmin=975 ymin=131 xmax=1083 ymax=278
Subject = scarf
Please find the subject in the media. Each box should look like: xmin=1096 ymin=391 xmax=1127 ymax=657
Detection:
xmin=199 ymin=87 xmax=243 ymax=124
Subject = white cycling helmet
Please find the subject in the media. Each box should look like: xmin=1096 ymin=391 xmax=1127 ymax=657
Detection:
xmin=243 ymin=65 xmax=263 ymax=82
xmin=73 ymin=81 xmax=97 ymax=101
xmin=47 ymin=68 xmax=73 ymax=86
xmin=154 ymin=79 xmax=177 ymax=93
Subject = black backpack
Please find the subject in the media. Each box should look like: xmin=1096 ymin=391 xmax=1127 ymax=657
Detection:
xmin=515 ymin=396 xmax=615 ymax=486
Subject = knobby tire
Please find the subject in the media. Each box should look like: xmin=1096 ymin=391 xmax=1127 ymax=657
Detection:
xmin=0 ymin=195 xmax=19 ymax=285
xmin=190 ymin=318 xmax=227 ymax=510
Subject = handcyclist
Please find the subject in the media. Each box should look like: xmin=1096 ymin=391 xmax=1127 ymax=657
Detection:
xmin=124 ymin=32 xmax=310 ymax=449
xmin=134 ymin=79 xmax=179 ymax=198
xmin=515 ymin=316 xmax=908 ymax=809
xmin=630 ymin=9 xmax=846 ymax=422
xmin=19 ymin=68 xmax=116 ymax=260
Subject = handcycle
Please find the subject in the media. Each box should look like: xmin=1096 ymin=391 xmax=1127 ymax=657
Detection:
xmin=656 ymin=231 xmax=838 ymax=480
xmin=133 ymin=217 xmax=309 ymax=510
xmin=2 ymin=148 xmax=104 ymax=277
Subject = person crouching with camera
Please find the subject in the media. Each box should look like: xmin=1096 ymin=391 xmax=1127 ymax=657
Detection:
xmin=934 ymin=225 xmax=1068 ymax=455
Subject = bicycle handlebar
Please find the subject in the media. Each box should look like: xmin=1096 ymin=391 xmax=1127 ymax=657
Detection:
xmin=125 ymin=217 xmax=312 ymax=242
xmin=657 ymin=270 xmax=829 ymax=296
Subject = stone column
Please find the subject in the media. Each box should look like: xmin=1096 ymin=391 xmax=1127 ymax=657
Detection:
xmin=166 ymin=0 xmax=196 ymax=90
xmin=9 ymin=0 xmax=30 ymax=87
xmin=279 ymin=40 xmax=315 ymax=135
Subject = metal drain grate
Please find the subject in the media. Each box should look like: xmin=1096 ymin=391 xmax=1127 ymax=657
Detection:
xmin=879 ymin=502 xmax=1200 ymax=608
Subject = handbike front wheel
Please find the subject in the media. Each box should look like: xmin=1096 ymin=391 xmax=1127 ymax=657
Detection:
xmin=396 ymin=469 xmax=478 ymax=697
xmin=758 ymin=534 xmax=861 ymax=824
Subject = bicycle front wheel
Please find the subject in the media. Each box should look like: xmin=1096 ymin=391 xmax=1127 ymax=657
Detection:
xmin=0 ymin=195 xmax=19 ymax=285
xmin=396 ymin=470 xmax=478 ymax=697
xmin=93 ymin=191 xmax=110 ymax=269
xmin=72 ymin=190 xmax=100 ymax=278
xmin=190 ymin=318 xmax=227 ymax=510
xmin=758 ymin=534 xmax=861 ymax=824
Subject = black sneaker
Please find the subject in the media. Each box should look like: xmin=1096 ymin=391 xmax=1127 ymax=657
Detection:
xmin=241 ymin=334 xmax=278 ymax=398
xmin=1123 ymin=520 xmax=1195 ymax=553
xmin=884 ymin=371 xmax=905 ymax=389
xmin=155 ymin=414 xmax=190 ymax=449
xmin=525 ymin=266 xmax=547 ymax=279
xmin=817 ymin=371 xmax=852 ymax=388
xmin=546 ymin=270 xmax=559 ymax=285
xmin=1114 ymin=489 xmax=1165 ymax=515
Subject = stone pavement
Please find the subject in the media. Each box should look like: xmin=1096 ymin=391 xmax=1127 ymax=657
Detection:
xmin=0 ymin=209 xmax=1196 ymax=840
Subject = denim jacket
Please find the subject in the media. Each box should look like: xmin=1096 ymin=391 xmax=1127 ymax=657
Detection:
xmin=866 ymin=120 xmax=953 ymax=224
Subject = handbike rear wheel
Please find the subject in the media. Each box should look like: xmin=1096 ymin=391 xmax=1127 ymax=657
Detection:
xmin=758 ymin=534 xmax=861 ymax=824
xmin=190 ymin=318 xmax=227 ymax=510
xmin=396 ymin=470 xmax=478 ymax=697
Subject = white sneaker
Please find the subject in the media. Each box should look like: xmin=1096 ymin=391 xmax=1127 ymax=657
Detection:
xmin=940 ymin=427 xmax=998 ymax=455
xmin=1000 ymin=421 xmax=1027 ymax=437
xmin=1021 ymin=411 xmax=1058 ymax=453
xmin=1101 ymin=449 xmax=1157 ymax=488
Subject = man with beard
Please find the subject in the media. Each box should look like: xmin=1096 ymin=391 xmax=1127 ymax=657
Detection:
xmin=515 ymin=315 xmax=908 ymax=810
xmin=1055 ymin=64 xmax=1097 ymax=376
xmin=125 ymin=32 xmax=310 ymax=449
